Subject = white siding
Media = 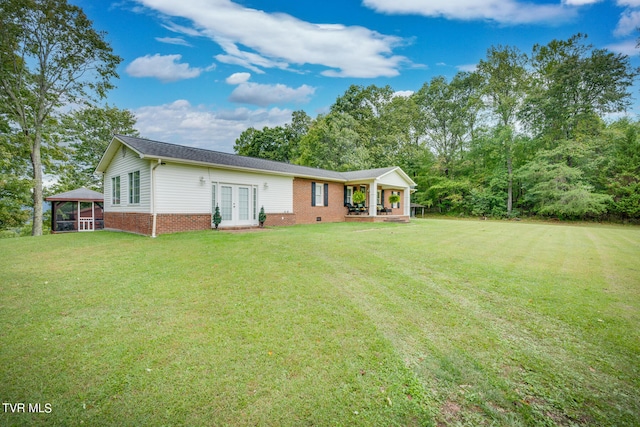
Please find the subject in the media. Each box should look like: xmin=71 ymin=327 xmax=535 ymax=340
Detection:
xmin=209 ymin=168 xmax=293 ymax=214
xmin=155 ymin=163 xmax=293 ymax=214
xmin=103 ymin=145 xmax=151 ymax=213
xmin=154 ymin=163 xmax=210 ymax=214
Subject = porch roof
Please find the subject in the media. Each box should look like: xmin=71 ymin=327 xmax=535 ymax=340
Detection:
xmin=341 ymin=167 xmax=397 ymax=181
xmin=45 ymin=187 xmax=104 ymax=202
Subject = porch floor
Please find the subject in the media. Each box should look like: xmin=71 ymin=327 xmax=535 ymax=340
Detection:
xmin=344 ymin=214 xmax=410 ymax=223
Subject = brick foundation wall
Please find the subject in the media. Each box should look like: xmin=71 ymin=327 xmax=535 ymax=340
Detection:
xmin=264 ymin=213 xmax=296 ymax=227
xmin=105 ymin=212 xmax=212 ymax=236
xmin=104 ymin=188 xmax=408 ymax=236
xmin=105 ymin=212 xmax=153 ymax=236
xmin=293 ymin=178 xmax=346 ymax=224
xmin=155 ymin=214 xmax=212 ymax=235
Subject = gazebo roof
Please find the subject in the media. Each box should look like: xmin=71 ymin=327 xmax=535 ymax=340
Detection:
xmin=45 ymin=187 xmax=104 ymax=202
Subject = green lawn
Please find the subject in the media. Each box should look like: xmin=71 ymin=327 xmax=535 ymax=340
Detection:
xmin=1 ymin=219 xmax=638 ymax=426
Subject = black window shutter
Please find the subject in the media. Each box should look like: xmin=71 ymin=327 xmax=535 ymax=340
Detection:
xmin=324 ymin=183 xmax=329 ymax=206
xmin=343 ymin=186 xmax=347 ymax=206
xmin=311 ymin=182 xmax=316 ymax=206
xmin=381 ymin=189 xmax=385 ymax=205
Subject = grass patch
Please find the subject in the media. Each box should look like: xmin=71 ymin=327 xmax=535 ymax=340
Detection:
xmin=1 ymin=220 xmax=638 ymax=426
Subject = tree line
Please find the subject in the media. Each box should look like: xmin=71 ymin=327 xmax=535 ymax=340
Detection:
xmin=235 ymin=34 xmax=640 ymax=221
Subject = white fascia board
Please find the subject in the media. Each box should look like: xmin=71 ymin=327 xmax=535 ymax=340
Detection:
xmin=142 ymin=155 xmax=347 ymax=183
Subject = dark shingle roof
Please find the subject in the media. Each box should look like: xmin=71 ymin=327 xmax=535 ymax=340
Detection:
xmin=112 ymin=135 xmax=401 ymax=182
xmin=45 ymin=187 xmax=104 ymax=201
xmin=115 ymin=134 xmax=347 ymax=180
xmin=341 ymin=167 xmax=398 ymax=180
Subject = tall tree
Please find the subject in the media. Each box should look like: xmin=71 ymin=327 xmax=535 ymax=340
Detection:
xmin=600 ymin=119 xmax=640 ymax=219
xmin=286 ymin=110 xmax=312 ymax=160
xmin=378 ymin=94 xmax=430 ymax=176
xmin=296 ymin=112 xmax=370 ymax=171
xmin=525 ymin=34 xmax=637 ymax=144
xmin=53 ymin=105 xmax=138 ymax=193
xmin=330 ymin=84 xmax=396 ymax=166
xmin=517 ymin=141 xmax=612 ymax=218
xmin=415 ymin=72 xmax=483 ymax=178
xmin=234 ymin=110 xmax=311 ymax=163
xmin=0 ymin=0 xmax=121 ymax=235
xmin=476 ymin=45 xmax=528 ymax=215
xmin=234 ymin=126 xmax=289 ymax=161
xmin=0 ymin=121 xmax=31 ymax=230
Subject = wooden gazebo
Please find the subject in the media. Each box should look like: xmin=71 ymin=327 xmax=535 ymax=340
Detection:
xmin=410 ymin=202 xmax=426 ymax=217
xmin=46 ymin=188 xmax=104 ymax=233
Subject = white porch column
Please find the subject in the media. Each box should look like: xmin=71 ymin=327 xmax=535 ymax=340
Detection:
xmin=404 ymin=186 xmax=411 ymax=216
xmin=369 ymin=181 xmax=377 ymax=216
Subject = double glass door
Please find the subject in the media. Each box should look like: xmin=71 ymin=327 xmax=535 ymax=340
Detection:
xmin=218 ymin=184 xmax=254 ymax=227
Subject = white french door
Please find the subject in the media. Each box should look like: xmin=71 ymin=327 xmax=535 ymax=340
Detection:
xmin=218 ymin=184 xmax=255 ymax=227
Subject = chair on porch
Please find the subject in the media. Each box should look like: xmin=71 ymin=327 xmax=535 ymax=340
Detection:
xmin=346 ymin=203 xmax=360 ymax=215
xmin=377 ymin=204 xmax=391 ymax=215
xmin=356 ymin=203 xmax=368 ymax=214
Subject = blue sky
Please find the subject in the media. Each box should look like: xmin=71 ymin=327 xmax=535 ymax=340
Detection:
xmin=72 ymin=0 xmax=640 ymax=152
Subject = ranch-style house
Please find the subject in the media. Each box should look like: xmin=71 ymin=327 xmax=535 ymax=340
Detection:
xmin=95 ymin=135 xmax=416 ymax=236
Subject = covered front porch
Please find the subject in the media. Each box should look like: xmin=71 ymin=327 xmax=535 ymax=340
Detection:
xmin=342 ymin=167 xmax=414 ymax=223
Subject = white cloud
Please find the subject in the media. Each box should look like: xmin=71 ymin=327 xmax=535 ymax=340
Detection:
xmin=393 ymin=90 xmax=414 ymax=98
xmin=126 ymin=54 xmax=213 ymax=82
xmin=617 ymin=0 xmax=640 ymax=7
xmin=134 ymin=0 xmax=408 ymax=78
xmin=225 ymin=73 xmax=316 ymax=107
xmin=563 ymin=0 xmax=601 ymax=5
xmin=133 ymin=99 xmax=293 ymax=151
xmin=615 ymin=8 xmax=640 ymax=37
xmin=226 ymin=72 xmax=251 ymax=85
xmin=362 ymin=0 xmax=580 ymax=24
xmin=606 ymin=39 xmax=638 ymax=55
xmin=161 ymin=22 xmax=203 ymax=37
xmin=229 ymin=83 xmax=316 ymax=107
xmin=456 ymin=64 xmax=478 ymax=72
xmin=155 ymin=36 xmax=192 ymax=47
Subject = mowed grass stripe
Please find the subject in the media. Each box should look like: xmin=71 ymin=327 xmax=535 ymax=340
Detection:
xmin=318 ymin=220 xmax=640 ymax=425
xmin=1 ymin=220 xmax=638 ymax=426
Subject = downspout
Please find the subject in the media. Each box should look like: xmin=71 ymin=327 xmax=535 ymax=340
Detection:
xmin=151 ymin=159 xmax=162 ymax=238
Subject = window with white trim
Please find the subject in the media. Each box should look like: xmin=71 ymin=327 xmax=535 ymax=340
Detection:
xmin=311 ymin=182 xmax=328 ymax=206
xmin=345 ymin=186 xmax=353 ymax=205
xmin=128 ymin=170 xmax=140 ymax=204
xmin=111 ymin=176 xmax=120 ymax=205
xmin=315 ymin=183 xmax=323 ymax=206
xmin=391 ymin=191 xmax=400 ymax=208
